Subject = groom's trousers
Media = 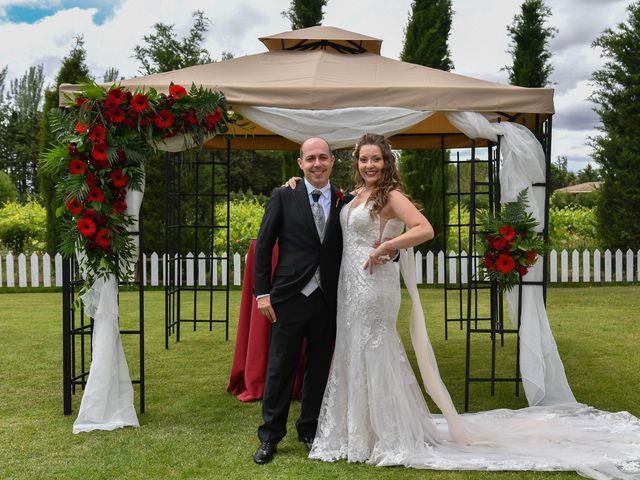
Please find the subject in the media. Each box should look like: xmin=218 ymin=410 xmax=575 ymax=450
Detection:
xmin=258 ymin=289 xmax=335 ymax=443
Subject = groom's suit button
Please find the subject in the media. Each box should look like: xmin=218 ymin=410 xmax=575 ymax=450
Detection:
xmin=253 ymin=441 xmax=277 ymax=464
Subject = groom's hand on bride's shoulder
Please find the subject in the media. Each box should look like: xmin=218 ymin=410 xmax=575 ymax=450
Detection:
xmin=281 ymin=176 xmax=301 ymax=189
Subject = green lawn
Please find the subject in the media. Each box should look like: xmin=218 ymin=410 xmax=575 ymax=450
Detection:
xmin=1 ymin=286 xmax=639 ymax=480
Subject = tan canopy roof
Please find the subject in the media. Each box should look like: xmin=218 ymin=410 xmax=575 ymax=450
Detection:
xmin=59 ymin=26 xmax=554 ymax=150
xmin=259 ymin=25 xmax=383 ymax=54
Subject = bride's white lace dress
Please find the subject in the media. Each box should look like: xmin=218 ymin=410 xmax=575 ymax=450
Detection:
xmin=309 ymin=202 xmax=640 ymax=479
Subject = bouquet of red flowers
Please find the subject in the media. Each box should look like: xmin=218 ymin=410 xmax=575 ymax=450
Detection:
xmin=477 ymin=189 xmax=546 ymax=291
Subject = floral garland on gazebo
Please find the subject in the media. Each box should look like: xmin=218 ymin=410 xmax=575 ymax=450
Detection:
xmin=41 ymin=82 xmax=238 ymax=288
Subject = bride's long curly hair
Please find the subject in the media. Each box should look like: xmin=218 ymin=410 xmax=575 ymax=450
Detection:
xmin=352 ymin=133 xmax=409 ymax=217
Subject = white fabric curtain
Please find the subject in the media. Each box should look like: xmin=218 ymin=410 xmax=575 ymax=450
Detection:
xmin=72 ymin=177 xmax=145 ymax=433
xmin=234 ymin=106 xmax=434 ymax=149
xmin=446 ymin=111 xmax=575 ymax=406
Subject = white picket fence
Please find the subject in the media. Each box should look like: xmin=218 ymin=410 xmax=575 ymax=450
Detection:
xmin=0 ymin=249 xmax=639 ymax=289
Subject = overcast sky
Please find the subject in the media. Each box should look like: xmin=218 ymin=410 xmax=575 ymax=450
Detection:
xmin=0 ymin=0 xmax=634 ymax=171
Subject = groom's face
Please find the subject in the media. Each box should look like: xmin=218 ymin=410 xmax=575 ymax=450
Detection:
xmin=297 ymin=138 xmax=335 ymax=188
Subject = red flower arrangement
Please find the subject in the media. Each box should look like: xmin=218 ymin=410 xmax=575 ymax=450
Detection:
xmin=477 ymin=189 xmax=546 ymax=292
xmin=42 ymin=81 xmax=240 ymax=288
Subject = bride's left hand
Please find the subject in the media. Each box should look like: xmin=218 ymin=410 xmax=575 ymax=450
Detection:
xmin=364 ymin=242 xmax=392 ymax=274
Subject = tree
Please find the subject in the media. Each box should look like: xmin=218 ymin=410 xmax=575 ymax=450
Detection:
xmin=133 ymin=10 xmax=212 ymax=75
xmin=504 ymin=0 xmax=556 ymax=88
xmin=0 ymin=65 xmax=7 ymax=103
xmin=399 ymin=0 xmax=453 ymax=252
xmin=590 ymin=2 xmax=640 ymax=249
xmin=1 ymin=65 xmax=44 ymax=198
xmin=133 ymin=11 xmax=215 ymax=253
xmin=103 ymin=67 xmax=120 ymax=83
xmin=550 ymin=155 xmax=576 ymax=192
xmin=38 ymin=37 xmax=91 ymax=254
xmin=576 ymin=164 xmax=601 ymax=184
xmin=282 ymin=0 xmax=327 ymax=29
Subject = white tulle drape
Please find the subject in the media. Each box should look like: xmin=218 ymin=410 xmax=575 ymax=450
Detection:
xmin=446 ymin=111 xmax=575 ymax=406
xmin=234 ymin=106 xmax=433 ymax=149
xmin=72 ymin=180 xmax=145 ymax=433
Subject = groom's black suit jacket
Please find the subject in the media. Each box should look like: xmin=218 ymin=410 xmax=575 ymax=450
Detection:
xmin=254 ymin=180 xmax=349 ymax=315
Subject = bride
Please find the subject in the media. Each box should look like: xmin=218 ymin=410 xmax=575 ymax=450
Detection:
xmin=306 ymin=133 xmax=640 ymax=479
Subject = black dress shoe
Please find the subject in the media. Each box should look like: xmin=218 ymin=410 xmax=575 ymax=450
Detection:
xmin=298 ymin=434 xmax=315 ymax=451
xmin=253 ymin=441 xmax=277 ymax=464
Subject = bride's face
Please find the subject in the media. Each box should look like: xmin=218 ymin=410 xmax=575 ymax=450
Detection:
xmin=358 ymin=144 xmax=385 ymax=187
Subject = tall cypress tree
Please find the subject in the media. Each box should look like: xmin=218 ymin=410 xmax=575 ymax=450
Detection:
xmin=282 ymin=0 xmax=327 ymax=30
xmin=590 ymin=2 xmax=640 ymax=249
xmin=504 ymin=0 xmax=556 ymax=87
xmin=38 ymin=37 xmax=91 ymax=254
xmin=399 ymin=0 xmax=453 ymax=252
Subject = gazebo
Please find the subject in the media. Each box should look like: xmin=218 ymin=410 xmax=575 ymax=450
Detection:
xmin=60 ymin=26 xmax=567 ymax=419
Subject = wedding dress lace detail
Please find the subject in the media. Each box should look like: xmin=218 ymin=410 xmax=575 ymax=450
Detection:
xmin=309 ymin=202 xmax=640 ymax=479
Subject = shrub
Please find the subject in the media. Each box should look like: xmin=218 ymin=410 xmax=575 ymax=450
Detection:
xmin=213 ymin=198 xmax=266 ymax=256
xmin=548 ymin=205 xmax=599 ymax=251
xmin=0 ymin=171 xmax=18 ymax=206
xmin=0 ymin=200 xmax=47 ymax=253
xmin=550 ymin=191 xmax=600 ymax=209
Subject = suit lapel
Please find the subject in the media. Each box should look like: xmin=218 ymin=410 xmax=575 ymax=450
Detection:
xmin=294 ymin=180 xmax=322 ymax=244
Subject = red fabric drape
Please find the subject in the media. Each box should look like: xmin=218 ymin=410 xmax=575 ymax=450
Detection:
xmin=227 ymin=240 xmax=304 ymax=401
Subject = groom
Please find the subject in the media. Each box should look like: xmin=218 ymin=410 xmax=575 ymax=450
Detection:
xmin=252 ymin=137 xmax=349 ymax=464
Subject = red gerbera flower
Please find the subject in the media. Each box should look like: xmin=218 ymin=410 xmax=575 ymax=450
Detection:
xmin=526 ymin=248 xmax=536 ymax=264
xmin=169 ymin=83 xmax=187 ymax=99
xmin=106 ymin=87 xmax=126 ymax=108
xmin=77 ymin=218 xmax=97 ymax=238
xmin=95 ymin=228 xmax=111 ymax=248
xmin=86 ymin=172 xmax=98 ymax=186
xmin=86 ymin=186 xmax=105 ymax=203
xmin=130 ymin=93 xmax=149 ymax=113
xmin=95 ymin=214 xmax=108 ymax=226
xmin=490 ymin=237 xmax=507 ymax=251
xmin=75 ymin=122 xmax=88 ymax=134
xmin=182 ymin=110 xmax=198 ymax=126
xmin=113 ymin=198 xmax=128 ymax=214
xmin=69 ymin=159 xmax=87 ymax=175
xmin=82 ymin=208 xmax=96 ymax=219
xmin=483 ymin=256 xmax=496 ymax=271
xmin=153 ymin=110 xmax=174 ymax=129
xmin=206 ymin=110 xmax=222 ymax=130
xmin=65 ymin=197 xmax=83 ymax=215
xmin=91 ymin=142 xmax=108 ymax=162
xmin=75 ymin=96 xmax=88 ymax=108
xmin=498 ymin=226 xmax=516 ymax=242
xmin=107 ymin=108 xmax=126 ymax=124
xmin=496 ymin=254 xmax=516 ymax=273
xmin=89 ymin=125 xmax=106 ymax=143
xmin=110 ymin=169 xmax=128 ymax=188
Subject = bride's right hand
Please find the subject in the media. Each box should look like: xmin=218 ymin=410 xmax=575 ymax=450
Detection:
xmin=281 ymin=176 xmax=302 ymax=189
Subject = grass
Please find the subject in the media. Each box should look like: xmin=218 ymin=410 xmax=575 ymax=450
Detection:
xmin=1 ymin=286 xmax=639 ymax=479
